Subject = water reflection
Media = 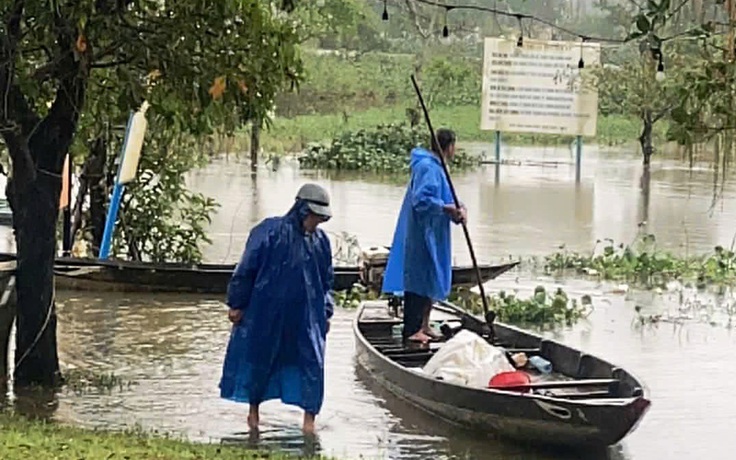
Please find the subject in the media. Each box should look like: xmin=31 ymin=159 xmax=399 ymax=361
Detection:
xmin=189 ymin=145 xmax=736 ymax=266
xmin=353 ymin=364 xmax=625 ymax=460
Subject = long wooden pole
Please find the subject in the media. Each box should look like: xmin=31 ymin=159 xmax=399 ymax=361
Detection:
xmin=410 ymin=75 xmax=495 ymax=327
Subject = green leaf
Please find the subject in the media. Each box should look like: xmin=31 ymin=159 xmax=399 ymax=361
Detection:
xmin=635 ymin=14 xmax=651 ymax=34
xmin=626 ymin=30 xmax=645 ymax=41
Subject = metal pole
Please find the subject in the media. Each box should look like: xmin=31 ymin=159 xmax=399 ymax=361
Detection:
xmin=494 ymin=130 xmax=501 ymax=164
xmin=575 ymin=135 xmax=583 ymax=182
xmin=98 ymin=183 xmax=124 ymax=260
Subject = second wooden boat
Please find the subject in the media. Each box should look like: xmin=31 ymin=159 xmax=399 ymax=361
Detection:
xmin=0 ymin=252 xmax=519 ymax=294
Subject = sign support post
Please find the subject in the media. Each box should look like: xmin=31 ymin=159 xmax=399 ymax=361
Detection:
xmin=575 ymin=135 xmax=583 ymax=183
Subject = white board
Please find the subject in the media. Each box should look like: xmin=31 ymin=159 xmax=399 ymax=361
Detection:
xmin=118 ymin=101 xmax=150 ymax=185
xmin=480 ymin=37 xmax=600 ymax=137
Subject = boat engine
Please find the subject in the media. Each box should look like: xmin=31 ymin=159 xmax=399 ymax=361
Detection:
xmin=359 ymin=246 xmax=391 ymax=290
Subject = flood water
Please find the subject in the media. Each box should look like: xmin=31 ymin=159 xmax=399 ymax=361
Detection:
xmin=9 ymin=144 xmax=736 ymax=459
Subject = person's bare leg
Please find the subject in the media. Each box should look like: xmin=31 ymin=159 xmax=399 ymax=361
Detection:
xmin=421 ymin=303 xmax=440 ymax=339
xmin=303 ymin=412 xmax=316 ymax=434
xmin=248 ymin=404 xmax=260 ymax=432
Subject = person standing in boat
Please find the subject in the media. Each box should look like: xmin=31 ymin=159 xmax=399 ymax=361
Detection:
xmin=382 ymin=128 xmax=467 ymax=344
xmin=219 ymin=183 xmax=334 ymax=435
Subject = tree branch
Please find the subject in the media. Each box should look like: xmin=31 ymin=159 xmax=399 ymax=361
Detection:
xmin=0 ymin=0 xmax=40 ymax=161
xmin=403 ymin=0 xmax=433 ymax=40
xmin=91 ymin=57 xmax=134 ymax=69
xmin=653 ymin=105 xmax=674 ymax=123
xmin=29 ymin=3 xmax=89 ymax=171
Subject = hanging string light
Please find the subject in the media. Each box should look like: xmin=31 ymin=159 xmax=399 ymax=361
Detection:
xmin=516 ymin=15 xmax=524 ymax=47
xmin=442 ymin=6 xmax=454 ymax=38
xmin=381 ymin=0 xmax=711 ymax=54
xmin=578 ymin=37 xmax=587 ymax=69
xmin=656 ymin=52 xmax=665 ymax=81
xmin=409 ymin=0 xmax=640 ymax=46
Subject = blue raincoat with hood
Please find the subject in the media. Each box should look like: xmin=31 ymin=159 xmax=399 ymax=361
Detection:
xmin=219 ymin=199 xmax=334 ymax=415
xmin=382 ymin=147 xmax=457 ymax=301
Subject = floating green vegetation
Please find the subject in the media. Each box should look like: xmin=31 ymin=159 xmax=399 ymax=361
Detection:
xmin=337 ymin=284 xmax=591 ymax=329
xmin=334 ymin=283 xmax=379 ymax=310
xmin=543 ymin=234 xmax=736 ymax=288
xmin=449 ymin=286 xmax=592 ymax=328
xmin=297 ymin=122 xmax=481 ymax=173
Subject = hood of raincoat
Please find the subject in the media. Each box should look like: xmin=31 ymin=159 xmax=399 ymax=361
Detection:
xmin=410 ymin=146 xmax=440 ymax=171
xmin=286 ymin=198 xmax=312 ymax=230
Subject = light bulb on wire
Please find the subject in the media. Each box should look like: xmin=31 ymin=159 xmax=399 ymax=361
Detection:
xmin=655 ymin=54 xmax=665 ymax=81
xmin=382 ymin=0 xmax=388 ymax=21
xmin=578 ymin=37 xmax=586 ymax=69
xmin=441 ymin=6 xmax=452 ymax=42
xmin=516 ymin=15 xmax=524 ymax=47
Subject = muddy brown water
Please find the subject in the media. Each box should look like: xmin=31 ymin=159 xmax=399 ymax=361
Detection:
xmin=6 ymin=144 xmax=736 ymax=459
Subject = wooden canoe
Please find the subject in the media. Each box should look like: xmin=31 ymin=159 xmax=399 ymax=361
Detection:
xmin=354 ymin=299 xmax=650 ymax=449
xmin=0 ymin=252 xmax=519 ymax=294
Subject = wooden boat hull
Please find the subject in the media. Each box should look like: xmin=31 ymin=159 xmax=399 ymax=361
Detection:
xmin=0 ymin=253 xmax=518 ymax=294
xmin=354 ymin=301 xmax=650 ymax=449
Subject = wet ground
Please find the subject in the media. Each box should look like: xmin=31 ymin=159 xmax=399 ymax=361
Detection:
xmin=6 ymin=144 xmax=736 ymax=459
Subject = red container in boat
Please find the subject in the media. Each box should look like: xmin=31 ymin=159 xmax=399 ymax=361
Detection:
xmin=488 ymin=371 xmax=531 ymax=392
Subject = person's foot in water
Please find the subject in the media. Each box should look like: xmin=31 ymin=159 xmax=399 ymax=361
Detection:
xmin=248 ymin=405 xmax=260 ymax=432
xmin=303 ymin=412 xmax=317 ymax=435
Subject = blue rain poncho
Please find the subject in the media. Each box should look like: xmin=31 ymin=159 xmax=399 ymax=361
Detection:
xmin=382 ymin=147 xmax=459 ymax=301
xmin=219 ymin=199 xmax=334 ymax=415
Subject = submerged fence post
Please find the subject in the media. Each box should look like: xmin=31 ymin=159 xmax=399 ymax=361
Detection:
xmin=575 ymin=135 xmax=583 ymax=183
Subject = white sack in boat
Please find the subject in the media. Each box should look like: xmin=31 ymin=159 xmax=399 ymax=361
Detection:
xmin=422 ymin=330 xmax=514 ymax=388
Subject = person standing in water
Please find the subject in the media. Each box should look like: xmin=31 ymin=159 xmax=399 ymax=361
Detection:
xmin=219 ymin=183 xmax=334 ymax=435
xmin=382 ymin=128 xmax=467 ymax=344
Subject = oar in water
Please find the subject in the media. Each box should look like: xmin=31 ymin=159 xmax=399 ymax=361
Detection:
xmin=409 ymin=75 xmax=496 ymax=341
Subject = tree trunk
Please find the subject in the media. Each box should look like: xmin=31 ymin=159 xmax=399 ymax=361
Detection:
xmin=88 ymin=139 xmax=109 ymax=256
xmin=250 ymin=120 xmax=261 ymax=173
xmin=639 ymin=110 xmax=654 ymax=167
xmin=6 ymin=172 xmax=61 ymax=387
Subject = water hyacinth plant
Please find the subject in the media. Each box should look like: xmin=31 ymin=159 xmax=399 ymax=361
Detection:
xmin=449 ymin=286 xmax=592 ymax=329
xmin=337 ymin=284 xmax=590 ymax=329
xmin=544 ymin=234 xmax=736 ymax=288
xmin=297 ymin=122 xmax=480 ymax=173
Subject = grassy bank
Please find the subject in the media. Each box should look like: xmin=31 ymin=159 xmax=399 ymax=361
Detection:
xmin=0 ymin=414 xmax=313 ymax=460
xmin=259 ymin=104 xmax=665 ymax=154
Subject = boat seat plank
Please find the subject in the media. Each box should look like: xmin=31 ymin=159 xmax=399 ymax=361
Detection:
xmin=546 ymin=390 xmax=611 ymax=400
xmin=492 ymin=379 xmax=618 ymax=391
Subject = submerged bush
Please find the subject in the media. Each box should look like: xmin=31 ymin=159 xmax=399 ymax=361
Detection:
xmin=297 ymin=122 xmax=481 ymax=172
